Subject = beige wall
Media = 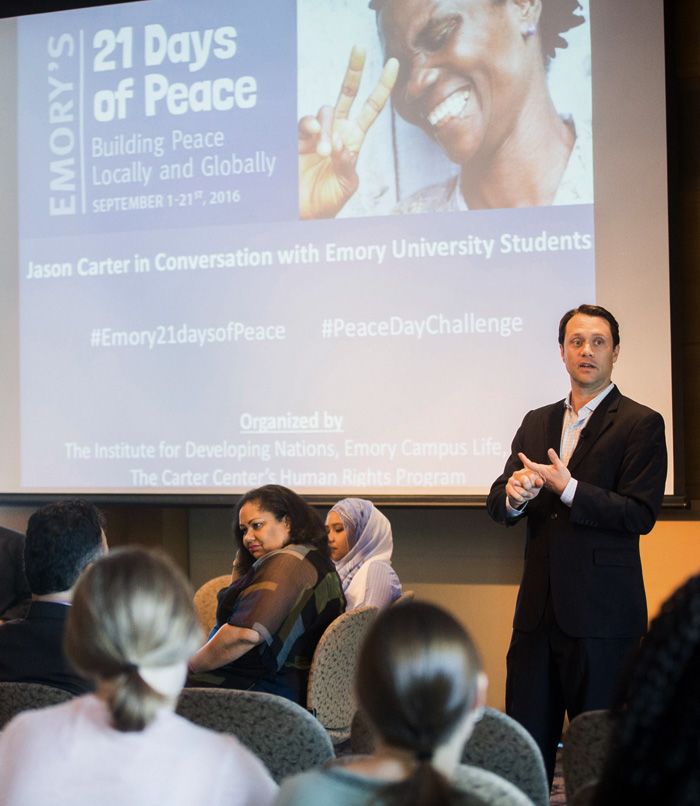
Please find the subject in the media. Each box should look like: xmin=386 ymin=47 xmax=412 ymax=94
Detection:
xmin=640 ymin=519 xmax=700 ymax=619
xmin=403 ymin=517 xmax=700 ymax=710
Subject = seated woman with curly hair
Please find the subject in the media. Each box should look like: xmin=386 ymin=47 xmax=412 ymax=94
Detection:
xmin=188 ymin=485 xmax=345 ymax=703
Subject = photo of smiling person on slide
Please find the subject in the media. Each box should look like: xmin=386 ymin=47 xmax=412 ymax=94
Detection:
xmin=298 ymin=0 xmax=591 ymax=218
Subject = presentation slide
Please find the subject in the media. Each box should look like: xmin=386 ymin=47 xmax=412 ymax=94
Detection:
xmin=0 ymin=0 xmax=672 ymax=498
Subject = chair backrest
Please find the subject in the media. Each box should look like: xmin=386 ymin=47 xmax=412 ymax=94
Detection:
xmin=176 ymin=687 xmax=333 ymax=783
xmin=306 ymin=605 xmax=378 ymax=745
xmin=392 ymin=589 xmax=415 ymax=605
xmin=0 ymin=681 xmax=74 ymax=730
xmin=352 ymin=704 xmax=547 ymax=804
xmin=192 ymin=574 xmax=231 ymax=634
xmin=350 ymin=708 xmax=376 ymax=754
xmin=453 ymin=764 xmax=535 ymax=805
xmin=562 ymin=709 xmax=612 ymax=803
xmin=462 ymin=707 xmax=549 ymax=806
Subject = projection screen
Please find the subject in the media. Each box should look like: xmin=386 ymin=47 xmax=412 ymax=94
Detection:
xmin=0 ymin=0 xmax=673 ymax=499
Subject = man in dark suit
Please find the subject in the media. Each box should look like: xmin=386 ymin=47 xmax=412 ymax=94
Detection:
xmin=0 ymin=527 xmax=30 ymax=621
xmin=487 ymin=304 xmax=667 ymax=786
xmin=0 ymin=500 xmax=107 ymax=695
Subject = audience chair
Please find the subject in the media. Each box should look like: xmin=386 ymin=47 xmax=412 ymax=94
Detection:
xmin=352 ymin=705 xmax=548 ymax=805
xmin=177 ymin=687 xmax=333 ymax=783
xmin=0 ymin=681 xmax=74 ymax=730
xmin=462 ymin=706 xmax=549 ymax=806
xmin=453 ymin=764 xmax=536 ymax=805
xmin=306 ymin=605 xmax=378 ymax=745
xmin=562 ymin=709 xmax=613 ymax=803
xmin=392 ymin=589 xmax=415 ymax=605
xmin=350 ymin=708 xmax=376 ymax=754
xmin=192 ymin=573 xmax=231 ymax=634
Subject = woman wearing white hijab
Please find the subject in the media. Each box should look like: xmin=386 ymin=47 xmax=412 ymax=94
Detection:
xmin=326 ymin=498 xmax=401 ymax=610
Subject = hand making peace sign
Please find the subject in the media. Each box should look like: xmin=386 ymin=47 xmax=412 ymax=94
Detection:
xmin=298 ymin=46 xmax=399 ymax=219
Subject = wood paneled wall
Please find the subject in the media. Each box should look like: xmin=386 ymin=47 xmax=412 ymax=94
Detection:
xmin=671 ymin=1 xmax=700 ymax=497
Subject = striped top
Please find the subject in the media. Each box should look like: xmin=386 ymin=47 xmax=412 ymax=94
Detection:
xmin=213 ymin=544 xmax=344 ymax=701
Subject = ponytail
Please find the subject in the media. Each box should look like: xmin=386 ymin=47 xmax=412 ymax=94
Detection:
xmin=104 ymin=667 xmax=167 ymax=733
xmin=379 ymin=760 xmax=456 ymax=806
xmin=357 ymin=602 xmax=483 ymax=806
xmin=65 ymin=548 xmax=202 ymax=732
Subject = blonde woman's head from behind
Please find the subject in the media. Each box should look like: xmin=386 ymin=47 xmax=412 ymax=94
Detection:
xmin=65 ymin=547 xmax=202 ymax=732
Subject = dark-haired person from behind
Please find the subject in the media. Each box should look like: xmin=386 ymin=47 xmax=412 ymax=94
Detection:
xmin=0 ymin=499 xmax=107 ymax=694
xmin=276 ymin=601 xmax=492 ymax=806
xmin=591 ymin=573 xmax=700 ymax=806
xmin=188 ymin=485 xmax=345 ymax=703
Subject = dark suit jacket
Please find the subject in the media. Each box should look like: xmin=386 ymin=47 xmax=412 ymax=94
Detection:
xmin=487 ymin=386 xmax=667 ymax=639
xmin=0 ymin=527 xmax=30 ymax=620
xmin=0 ymin=601 xmax=92 ymax=695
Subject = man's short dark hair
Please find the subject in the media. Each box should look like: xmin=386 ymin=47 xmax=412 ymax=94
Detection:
xmin=24 ymin=499 xmax=106 ymax=595
xmin=558 ymin=304 xmax=620 ymax=348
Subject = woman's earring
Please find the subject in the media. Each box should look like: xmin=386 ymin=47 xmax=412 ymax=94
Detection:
xmin=524 ymin=24 xmax=537 ymax=39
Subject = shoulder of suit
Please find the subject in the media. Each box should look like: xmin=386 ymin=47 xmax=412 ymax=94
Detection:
xmin=615 ymin=391 xmax=664 ymax=422
xmin=519 ymin=389 xmax=662 ymax=425
xmin=523 ymin=398 xmax=567 ymax=419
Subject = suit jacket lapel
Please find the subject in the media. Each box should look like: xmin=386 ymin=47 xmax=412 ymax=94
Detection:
xmin=567 ymin=386 xmax=621 ymax=473
xmin=545 ymin=401 xmax=566 ymax=460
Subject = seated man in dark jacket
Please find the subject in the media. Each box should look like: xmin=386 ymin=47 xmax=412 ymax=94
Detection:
xmin=0 ymin=500 xmax=107 ymax=695
xmin=0 ymin=527 xmax=30 ymax=621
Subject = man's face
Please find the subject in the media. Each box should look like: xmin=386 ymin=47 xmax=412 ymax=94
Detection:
xmin=378 ymin=0 xmax=535 ymax=167
xmin=560 ymin=314 xmax=619 ymax=393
